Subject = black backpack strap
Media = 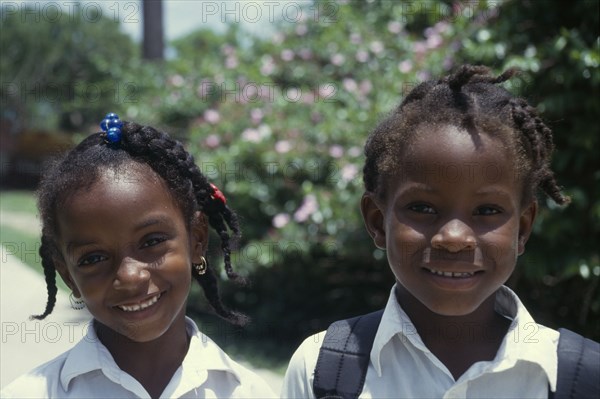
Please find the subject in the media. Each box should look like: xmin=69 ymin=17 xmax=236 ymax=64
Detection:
xmin=313 ymin=310 xmax=384 ymax=399
xmin=550 ymin=328 xmax=600 ymax=399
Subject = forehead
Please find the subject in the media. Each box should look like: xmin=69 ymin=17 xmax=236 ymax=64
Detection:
xmin=392 ymin=124 xmax=519 ymax=189
xmin=58 ymin=164 xmax=182 ymax=234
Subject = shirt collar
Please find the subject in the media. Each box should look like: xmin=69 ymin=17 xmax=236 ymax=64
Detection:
xmin=60 ymin=317 xmax=242 ymax=393
xmin=181 ymin=316 xmax=243 ymax=384
xmin=371 ymin=285 xmax=558 ymax=390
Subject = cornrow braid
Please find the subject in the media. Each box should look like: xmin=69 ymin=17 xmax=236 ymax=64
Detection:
xmin=33 ymin=121 xmax=248 ymax=325
xmin=364 ymin=64 xmax=570 ymax=206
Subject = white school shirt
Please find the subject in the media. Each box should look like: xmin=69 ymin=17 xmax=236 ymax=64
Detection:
xmin=281 ymin=285 xmax=559 ymax=399
xmin=1 ymin=316 xmax=276 ymax=398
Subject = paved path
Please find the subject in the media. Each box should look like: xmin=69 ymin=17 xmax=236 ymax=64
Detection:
xmin=0 ymin=244 xmax=284 ymax=393
xmin=0 ymin=245 xmax=93 ymax=388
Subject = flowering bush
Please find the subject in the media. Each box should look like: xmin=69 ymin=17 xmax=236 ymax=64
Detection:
xmin=148 ymin=1 xmax=598 ymax=348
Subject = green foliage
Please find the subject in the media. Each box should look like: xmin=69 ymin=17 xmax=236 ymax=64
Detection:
xmin=0 ymin=5 xmax=153 ymax=132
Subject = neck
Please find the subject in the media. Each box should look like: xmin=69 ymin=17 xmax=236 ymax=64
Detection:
xmin=94 ymin=313 xmax=190 ymax=398
xmin=395 ymin=285 xmax=511 ymax=379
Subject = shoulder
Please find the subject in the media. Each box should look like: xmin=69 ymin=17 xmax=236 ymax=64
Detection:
xmin=281 ymin=331 xmax=326 ymax=399
xmin=187 ymin=327 xmax=277 ymax=398
xmin=223 ymin=359 xmax=278 ymax=398
xmin=1 ymin=351 xmax=70 ymax=398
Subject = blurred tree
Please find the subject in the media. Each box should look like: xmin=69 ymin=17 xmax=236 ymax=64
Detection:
xmin=0 ymin=5 xmax=141 ymax=132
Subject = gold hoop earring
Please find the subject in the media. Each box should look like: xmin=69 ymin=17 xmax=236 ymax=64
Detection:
xmin=193 ymin=257 xmax=207 ymax=276
xmin=69 ymin=292 xmax=85 ymax=310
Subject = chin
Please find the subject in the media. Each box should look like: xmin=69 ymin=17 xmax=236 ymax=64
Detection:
xmin=426 ymin=301 xmax=482 ymax=317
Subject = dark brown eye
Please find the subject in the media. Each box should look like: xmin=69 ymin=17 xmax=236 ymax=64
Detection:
xmin=142 ymin=236 xmax=167 ymax=248
xmin=78 ymin=254 xmax=106 ymax=267
xmin=474 ymin=206 xmax=502 ymax=216
xmin=408 ymin=203 xmax=436 ymax=214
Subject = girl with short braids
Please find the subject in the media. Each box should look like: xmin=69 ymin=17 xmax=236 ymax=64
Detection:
xmin=2 ymin=114 xmax=275 ymax=398
xmin=282 ymin=65 xmax=598 ymax=399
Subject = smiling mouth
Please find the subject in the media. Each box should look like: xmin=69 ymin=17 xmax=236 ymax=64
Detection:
xmin=117 ymin=293 xmax=162 ymax=312
xmin=426 ymin=268 xmax=478 ymax=278
xmin=423 ymin=247 xmax=484 ymax=267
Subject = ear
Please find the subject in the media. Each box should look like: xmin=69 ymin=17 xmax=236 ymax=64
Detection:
xmin=360 ymin=192 xmax=387 ymax=249
xmin=517 ymin=200 xmax=537 ymax=255
xmin=190 ymin=211 xmax=209 ymax=263
xmin=53 ymin=257 xmax=81 ymax=298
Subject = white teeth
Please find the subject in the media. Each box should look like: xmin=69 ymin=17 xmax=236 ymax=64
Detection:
xmin=428 ymin=269 xmax=474 ymax=278
xmin=118 ymin=293 xmax=161 ymax=312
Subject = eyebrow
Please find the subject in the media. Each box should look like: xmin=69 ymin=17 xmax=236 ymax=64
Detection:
xmin=397 ymin=183 xmax=437 ymax=196
xmin=65 ymin=215 xmax=175 ymax=252
xmin=474 ymin=187 xmax=512 ymax=199
xmin=133 ymin=215 xmax=175 ymax=231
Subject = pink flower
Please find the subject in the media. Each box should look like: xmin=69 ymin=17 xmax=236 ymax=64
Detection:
xmin=204 ymin=134 xmax=220 ymax=149
xmin=355 ymin=50 xmax=369 ymax=63
xmin=329 ymin=145 xmax=344 ymax=158
xmin=294 ymin=194 xmax=318 ymax=222
xmin=204 ymin=109 xmax=220 ymax=124
xmin=369 ymin=41 xmax=384 ymax=54
xmin=225 ymin=55 xmax=238 ymax=69
xmin=414 ymin=42 xmax=427 ymax=55
xmin=342 ymin=78 xmax=357 ymax=93
xmin=296 ymin=24 xmax=308 ymax=36
xmin=260 ymin=55 xmax=275 ymax=76
xmin=275 ymin=140 xmax=292 ymax=153
xmin=250 ymin=108 xmax=264 ymax=124
xmin=350 ymin=32 xmax=362 ymax=44
xmin=221 ymin=44 xmax=235 ymax=55
xmin=273 ymin=213 xmax=291 ymax=228
xmin=359 ymin=80 xmax=373 ymax=96
xmin=242 ymin=128 xmax=261 ymax=143
xmin=398 ymin=60 xmax=413 ymax=73
xmin=426 ymin=34 xmax=442 ymax=49
xmin=299 ymin=48 xmax=313 ymax=60
xmin=330 ymin=53 xmax=345 ymax=66
xmin=417 ymin=70 xmax=431 ymax=81
xmin=388 ymin=21 xmax=402 ymax=34
xmin=168 ymin=74 xmax=184 ymax=87
xmin=281 ymin=49 xmax=294 ymax=62
xmin=434 ymin=21 xmax=449 ymax=34
xmin=341 ymin=164 xmax=359 ymax=182
xmin=318 ymin=84 xmax=336 ymax=99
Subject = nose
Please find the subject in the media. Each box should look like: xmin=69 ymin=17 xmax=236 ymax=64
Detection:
xmin=113 ymin=257 xmax=151 ymax=290
xmin=431 ymin=218 xmax=477 ymax=252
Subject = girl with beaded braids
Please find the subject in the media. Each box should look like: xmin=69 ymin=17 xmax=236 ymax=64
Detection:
xmin=2 ymin=114 xmax=276 ymax=399
xmin=281 ymin=65 xmax=599 ymax=398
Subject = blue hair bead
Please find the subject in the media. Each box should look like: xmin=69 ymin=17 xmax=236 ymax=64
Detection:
xmin=100 ymin=112 xmax=122 ymax=144
xmin=106 ymin=127 xmax=121 ymax=143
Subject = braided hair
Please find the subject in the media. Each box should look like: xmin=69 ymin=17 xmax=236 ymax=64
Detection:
xmin=33 ymin=122 xmax=248 ymax=325
xmin=364 ymin=64 xmax=570 ymax=206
